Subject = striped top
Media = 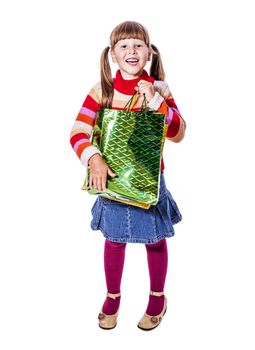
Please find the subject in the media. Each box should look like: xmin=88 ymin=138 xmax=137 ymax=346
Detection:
xmin=70 ymin=69 xmax=186 ymax=172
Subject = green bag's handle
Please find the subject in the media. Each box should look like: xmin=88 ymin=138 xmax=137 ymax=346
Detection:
xmin=124 ymin=91 xmax=147 ymax=112
xmin=141 ymin=93 xmax=147 ymax=113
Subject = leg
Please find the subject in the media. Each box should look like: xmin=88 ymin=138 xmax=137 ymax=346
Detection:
xmin=102 ymin=239 xmax=127 ymax=315
xmin=145 ymin=238 xmax=168 ymax=315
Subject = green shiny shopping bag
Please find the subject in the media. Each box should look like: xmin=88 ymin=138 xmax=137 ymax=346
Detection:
xmin=82 ymin=93 xmax=167 ymax=209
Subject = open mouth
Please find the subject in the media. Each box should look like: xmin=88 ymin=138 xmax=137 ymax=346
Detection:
xmin=125 ymin=58 xmax=139 ymax=65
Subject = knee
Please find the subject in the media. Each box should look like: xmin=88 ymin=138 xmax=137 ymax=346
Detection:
xmin=145 ymin=239 xmax=167 ymax=250
xmin=105 ymin=239 xmax=127 ymax=249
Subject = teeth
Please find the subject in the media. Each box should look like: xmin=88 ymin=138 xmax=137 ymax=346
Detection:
xmin=126 ymin=59 xmax=139 ymax=62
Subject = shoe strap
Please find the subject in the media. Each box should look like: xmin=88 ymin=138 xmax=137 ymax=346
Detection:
xmin=107 ymin=292 xmax=121 ymax=299
xmin=150 ymin=290 xmax=164 ymax=297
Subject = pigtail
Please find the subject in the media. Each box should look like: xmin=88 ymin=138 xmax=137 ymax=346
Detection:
xmin=100 ymin=46 xmax=114 ymax=108
xmin=150 ymin=44 xmax=165 ymax=81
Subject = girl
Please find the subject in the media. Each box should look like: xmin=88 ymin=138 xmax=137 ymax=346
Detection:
xmin=70 ymin=21 xmax=186 ymax=330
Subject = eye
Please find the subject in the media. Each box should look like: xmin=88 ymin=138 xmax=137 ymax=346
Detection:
xmin=121 ymin=45 xmax=127 ymax=48
xmin=136 ymin=44 xmax=143 ymax=47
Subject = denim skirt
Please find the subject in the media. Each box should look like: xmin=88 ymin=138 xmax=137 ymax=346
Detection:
xmin=90 ymin=171 xmax=182 ymax=244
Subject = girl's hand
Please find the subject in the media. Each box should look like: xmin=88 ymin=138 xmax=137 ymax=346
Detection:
xmin=88 ymin=154 xmax=116 ymax=191
xmin=135 ymin=80 xmax=155 ymax=102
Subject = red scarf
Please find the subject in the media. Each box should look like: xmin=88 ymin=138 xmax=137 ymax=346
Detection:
xmin=113 ymin=69 xmax=155 ymax=95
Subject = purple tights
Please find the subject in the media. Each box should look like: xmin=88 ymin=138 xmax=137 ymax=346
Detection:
xmin=102 ymin=239 xmax=168 ymax=316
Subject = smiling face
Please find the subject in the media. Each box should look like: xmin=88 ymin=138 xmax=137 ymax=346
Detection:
xmin=110 ymin=38 xmax=152 ymax=80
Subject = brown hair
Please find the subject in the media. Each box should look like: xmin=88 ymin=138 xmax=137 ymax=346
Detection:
xmin=100 ymin=21 xmax=165 ymax=108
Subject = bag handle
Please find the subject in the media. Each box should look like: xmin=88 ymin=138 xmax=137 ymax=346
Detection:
xmin=124 ymin=91 xmax=147 ymax=111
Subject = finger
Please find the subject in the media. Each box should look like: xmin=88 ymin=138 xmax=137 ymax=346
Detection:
xmin=138 ymin=80 xmax=149 ymax=86
xmin=102 ymin=174 xmax=107 ymax=191
xmin=99 ymin=176 xmax=103 ymax=191
xmin=98 ymin=175 xmax=105 ymax=191
xmin=89 ymin=173 xmax=93 ymax=188
xmin=95 ymin=176 xmax=101 ymax=191
xmin=93 ymin=176 xmax=97 ymax=190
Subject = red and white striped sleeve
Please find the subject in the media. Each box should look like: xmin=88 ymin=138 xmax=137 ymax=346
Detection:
xmin=148 ymin=81 xmax=186 ymax=142
xmin=70 ymin=83 xmax=102 ymax=167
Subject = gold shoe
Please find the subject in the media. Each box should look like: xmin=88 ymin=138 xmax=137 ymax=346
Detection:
xmin=137 ymin=291 xmax=167 ymax=331
xmin=98 ymin=292 xmax=121 ymax=330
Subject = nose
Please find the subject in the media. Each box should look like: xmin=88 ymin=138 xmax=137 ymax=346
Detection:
xmin=128 ymin=45 xmax=137 ymax=54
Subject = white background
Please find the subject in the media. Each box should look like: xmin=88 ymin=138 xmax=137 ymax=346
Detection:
xmin=1 ymin=0 xmax=255 ymax=349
